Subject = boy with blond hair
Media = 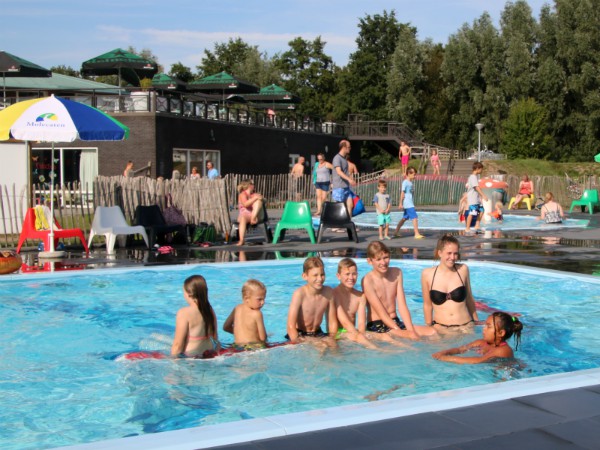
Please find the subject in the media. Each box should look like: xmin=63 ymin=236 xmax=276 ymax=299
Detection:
xmin=373 ymin=180 xmax=392 ymax=240
xmin=362 ymin=241 xmax=436 ymax=340
xmin=286 ymin=257 xmax=337 ymax=346
xmin=223 ymin=279 xmax=267 ymax=349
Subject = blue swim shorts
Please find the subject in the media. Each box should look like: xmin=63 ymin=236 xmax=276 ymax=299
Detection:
xmin=468 ymin=204 xmax=482 ymax=216
xmin=377 ymin=213 xmax=391 ymax=226
xmin=315 ymin=182 xmax=330 ymax=192
xmin=402 ymin=207 xmax=418 ymax=220
xmin=332 ymin=187 xmax=351 ymax=202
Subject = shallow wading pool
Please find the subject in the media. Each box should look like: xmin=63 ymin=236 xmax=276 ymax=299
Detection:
xmin=1 ymin=259 xmax=600 ymax=449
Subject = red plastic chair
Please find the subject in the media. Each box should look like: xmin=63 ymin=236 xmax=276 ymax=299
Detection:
xmin=16 ymin=208 xmax=89 ymax=254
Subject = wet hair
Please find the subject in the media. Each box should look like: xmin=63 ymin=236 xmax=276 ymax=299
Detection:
xmin=434 ymin=234 xmax=460 ymax=260
xmin=183 ymin=275 xmax=215 ymax=336
xmin=472 ymin=162 xmax=484 ymax=171
xmin=406 ymin=167 xmax=416 ymax=175
xmin=492 ymin=311 xmax=523 ymax=350
xmin=544 ymin=192 xmax=555 ymax=202
xmin=242 ymin=279 xmax=266 ymax=298
xmin=367 ymin=241 xmax=390 ymax=259
xmin=378 ymin=180 xmax=387 ymax=188
xmin=303 ymin=256 xmax=324 ymax=273
xmin=237 ymin=179 xmax=254 ymax=193
xmin=337 ymin=257 xmax=357 ymax=273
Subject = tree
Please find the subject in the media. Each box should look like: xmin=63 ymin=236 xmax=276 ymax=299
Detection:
xmin=386 ymin=25 xmax=424 ymax=130
xmin=169 ymin=63 xmax=194 ymax=82
xmin=500 ymin=98 xmax=553 ymax=159
xmin=50 ymin=65 xmax=79 ymax=77
xmin=334 ymin=11 xmax=404 ymax=121
xmin=274 ymin=36 xmax=337 ymax=118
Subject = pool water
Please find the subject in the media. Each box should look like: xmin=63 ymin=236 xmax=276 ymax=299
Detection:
xmin=348 ymin=211 xmax=589 ymax=230
xmin=1 ymin=260 xmax=600 ymax=449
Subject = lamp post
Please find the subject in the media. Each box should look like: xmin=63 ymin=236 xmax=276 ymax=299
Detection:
xmin=475 ymin=123 xmax=484 ymax=162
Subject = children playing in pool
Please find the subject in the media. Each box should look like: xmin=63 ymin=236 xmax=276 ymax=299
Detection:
xmin=171 ymin=275 xmax=220 ymax=358
xmin=362 ymin=241 xmax=437 ymax=340
xmin=334 ymin=258 xmax=408 ymax=349
xmin=286 ymin=256 xmax=338 ymax=346
xmin=432 ymin=312 xmax=523 ymax=364
xmin=223 ymin=279 xmax=267 ymax=349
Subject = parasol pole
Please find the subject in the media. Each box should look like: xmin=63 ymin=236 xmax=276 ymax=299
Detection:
xmin=39 ymin=142 xmax=65 ymax=258
xmin=2 ymin=72 xmax=5 ymax=107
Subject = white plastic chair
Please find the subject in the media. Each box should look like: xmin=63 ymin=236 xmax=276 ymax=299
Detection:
xmin=88 ymin=206 xmax=149 ymax=253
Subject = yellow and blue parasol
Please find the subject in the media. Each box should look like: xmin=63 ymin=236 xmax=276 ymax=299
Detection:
xmin=0 ymin=95 xmax=129 ymax=255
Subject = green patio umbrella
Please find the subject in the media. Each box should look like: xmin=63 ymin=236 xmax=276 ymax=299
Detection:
xmin=81 ymin=48 xmax=158 ymax=87
xmin=245 ymin=84 xmax=301 ymax=104
xmin=151 ymin=73 xmax=187 ymax=91
xmin=187 ymin=71 xmax=259 ymax=95
xmin=0 ymin=51 xmax=51 ymax=105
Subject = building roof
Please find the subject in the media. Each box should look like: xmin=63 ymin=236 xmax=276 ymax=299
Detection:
xmin=2 ymin=72 xmax=118 ymax=91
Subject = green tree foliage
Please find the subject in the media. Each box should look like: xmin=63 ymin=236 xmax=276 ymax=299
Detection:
xmin=195 ymin=37 xmax=279 ymax=85
xmin=386 ymin=25 xmax=423 ymax=130
xmin=500 ymin=98 xmax=553 ymax=159
xmin=274 ymin=36 xmax=337 ymax=118
xmin=50 ymin=65 xmax=79 ymax=77
xmin=334 ymin=11 xmax=404 ymax=121
xmin=169 ymin=63 xmax=194 ymax=82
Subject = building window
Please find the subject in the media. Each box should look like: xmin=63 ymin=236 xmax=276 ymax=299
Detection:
xmin=31 ymin=147 xmax=98 ymax=190
xmin=173 ymin=148 xmax=221 ymax=178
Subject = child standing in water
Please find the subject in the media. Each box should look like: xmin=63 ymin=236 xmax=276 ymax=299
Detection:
xmin=171 ymin=275 xmax=220 ymax=357
xmin=432 ymin=312 xmax=523 ymax=364
xmin=223 ymin=279 xmax=268 ymax=349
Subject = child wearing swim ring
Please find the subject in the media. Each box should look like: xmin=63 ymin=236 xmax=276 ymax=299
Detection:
xmin=171 ymin=275 xmax=220 ymax=357
xmin=432 ymin=312 xmax=523 ymax=364
xmin=223 ymin=279 xmax=268 ymax=349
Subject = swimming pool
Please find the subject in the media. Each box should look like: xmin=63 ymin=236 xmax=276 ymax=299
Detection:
xmin=348 ymin=211 xmax=589 ymax=230
xmin=2 ymin=259 xmax=600 ymax=449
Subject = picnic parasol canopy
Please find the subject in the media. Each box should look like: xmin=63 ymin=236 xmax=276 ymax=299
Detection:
xmin=0 ymin=95 xmax=129 ymax=255
xmin=0 ymin=50 xmax=52 ymax=104
xmin=187 ymin=71 xmax=259 ymax=94
xmin=151 ymin=73 xmax=187 ymax=91
xmin=245 ymin=84 xmax=301 ymax=104
xmin=81 ymin=48 xmax=158 ymax=87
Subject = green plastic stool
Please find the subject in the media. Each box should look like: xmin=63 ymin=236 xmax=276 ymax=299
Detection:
xmin=272 ymin=201 xmax=316 ymax=244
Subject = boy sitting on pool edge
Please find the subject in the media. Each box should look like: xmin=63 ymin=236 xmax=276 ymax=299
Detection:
xmin=286 ymin=256 xmax=338 ymax=347
xmin=223 ymin=279 xmax=268 ymax=350
xmin=362 ymin=241 xmax=437 ymax=340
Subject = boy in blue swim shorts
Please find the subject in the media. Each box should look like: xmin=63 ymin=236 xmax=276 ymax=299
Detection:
xmin=465 ymin=162 xmax=488 ymax=234
xmin=373 ymin=180 xmax=391 ymax=240
xmin=393 ymin=167 xmax=425 ymax=239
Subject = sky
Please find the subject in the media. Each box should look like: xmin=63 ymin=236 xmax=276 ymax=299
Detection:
xmin=3 ymin=0 xmax=550 ymax=73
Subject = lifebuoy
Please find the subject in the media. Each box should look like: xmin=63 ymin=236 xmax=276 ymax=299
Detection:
xmin=0 ymin=253 xmax=22 ymax=275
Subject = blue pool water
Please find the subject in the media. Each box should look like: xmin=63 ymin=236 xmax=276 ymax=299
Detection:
xmin=348 ymin=211 xmax=589 ymax=230
xmin=1 ymin=260 xmax=600 ymax=449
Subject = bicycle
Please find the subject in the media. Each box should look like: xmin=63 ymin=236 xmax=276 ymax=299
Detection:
xmin=565 ymin=173 xmax=582 ymax=200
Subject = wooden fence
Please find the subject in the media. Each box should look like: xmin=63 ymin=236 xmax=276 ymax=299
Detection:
xmin=1 ymin=174 xmax=597 ymax=248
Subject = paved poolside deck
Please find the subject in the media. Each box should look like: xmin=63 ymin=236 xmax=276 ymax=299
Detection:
xmin=16 ymin=206 xmax=600 ymax=450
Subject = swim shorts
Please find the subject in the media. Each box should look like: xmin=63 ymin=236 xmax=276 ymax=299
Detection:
xmin=315 ymin=182 xmax=330 ymax=192
xmin=332 ymin=187 xmax=351 ymax=202
xmin=285 ymin=327 xmax=327 ymax=340
xmin=401 ymin=155 xmax=409 ymax=165
xmin=377 ymin=213 xmax=391 ymax=226
xmin=366 ymin=317 xmax=406 ymax=333
xmin=468 ymin=204 xmax=482 ymax=216
xmin=335 ymin=327 xmax=348 ymax=340
xmin=402 ymin=207 xmax=418 ymax=220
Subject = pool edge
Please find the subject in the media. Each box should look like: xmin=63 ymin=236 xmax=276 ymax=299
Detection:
xmin=55 ymin=367 xmax=600 ymax=450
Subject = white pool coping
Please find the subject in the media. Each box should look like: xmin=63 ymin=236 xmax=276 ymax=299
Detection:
xmin=56 ymin=367 xmax=600 ymax=450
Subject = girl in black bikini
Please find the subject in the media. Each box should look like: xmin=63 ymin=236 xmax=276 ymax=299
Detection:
xmin=421 ymin=235 xmax=479 ymax=332
xmin=432 ymin=312 xmax=523 ymax=364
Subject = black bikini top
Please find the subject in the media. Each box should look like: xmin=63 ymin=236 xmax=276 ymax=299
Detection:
xmin=429 ymin=265 xmax=467 ymax=305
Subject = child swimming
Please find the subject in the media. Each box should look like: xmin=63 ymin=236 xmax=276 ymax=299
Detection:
xmin=223 ymin=279 xmax=268 ymax=349
xmin=171 ymin=275 xmax=220 ymax=358
xmin=432 ymin=311 xmax=523 ymax=364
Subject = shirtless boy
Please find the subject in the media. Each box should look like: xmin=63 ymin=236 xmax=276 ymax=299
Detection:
xmin=333 ymin=258 xmax=377 ymax=349
xmin=399 ymin=141 xmax=411 ymax=175
xmin=286 ymin=256 xmax=337 ymax=347
xmin=362 ymin=241 xmax=437 ymax=340
xmin=223 ymin=279 xmax=267 ymax=349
